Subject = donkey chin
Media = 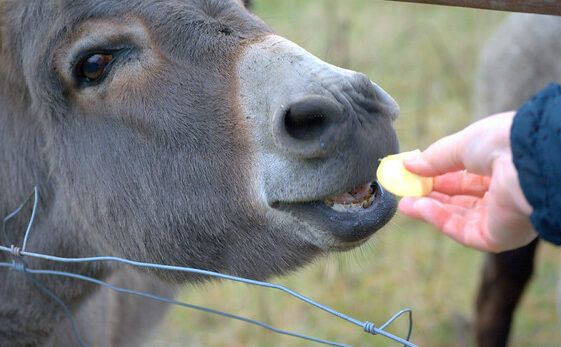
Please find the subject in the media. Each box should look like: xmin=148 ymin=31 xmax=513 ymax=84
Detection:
xmin=238 ymin=35 xmax=399 ymax=251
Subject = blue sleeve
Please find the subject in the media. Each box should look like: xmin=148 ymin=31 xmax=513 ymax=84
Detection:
xmin=511 ymin=83 xmax=561 ymax=245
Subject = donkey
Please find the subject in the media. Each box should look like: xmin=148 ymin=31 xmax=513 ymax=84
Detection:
xmin=473 ymin=13 xmax=561 ymax=346
xmin=0 ymin=0 xmax=400 ymax=345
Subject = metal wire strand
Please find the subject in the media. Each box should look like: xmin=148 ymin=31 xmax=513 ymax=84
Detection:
xmin=1 ymin=187 xmax=417 ymax=347
xmin=0 ymin=249 xmax=417 ymax=347
xmin=23 ymin=270 xmax=86 ymax=347
xmin=2 ymin=187 xmax=38 ymax=249
xmin=0 ymin=263 xmax=351 ymax=347
xmin=0 ymin=247 xmax=417 ymax=347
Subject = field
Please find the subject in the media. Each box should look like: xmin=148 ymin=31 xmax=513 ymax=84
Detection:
xmin=151 ymin=1 xmax=561 ymax=346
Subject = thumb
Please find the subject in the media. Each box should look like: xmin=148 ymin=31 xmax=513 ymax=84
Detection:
xmin=404 ymin=132 xmax=467 ymax=177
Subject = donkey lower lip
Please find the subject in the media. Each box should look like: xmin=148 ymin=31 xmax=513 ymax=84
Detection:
xmin=273 ymin=181 xmax=396 ymax=245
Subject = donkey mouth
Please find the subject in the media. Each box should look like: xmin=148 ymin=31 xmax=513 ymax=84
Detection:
xmin=272 ymin=180 xmax=396 ymax=248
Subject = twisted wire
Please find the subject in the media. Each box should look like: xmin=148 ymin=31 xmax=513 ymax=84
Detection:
xmin=10 ymin=245 xmax=21 ymax=257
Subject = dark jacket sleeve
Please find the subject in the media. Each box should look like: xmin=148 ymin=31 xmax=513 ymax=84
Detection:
xmin=511 ymin=83 xmax=561 ymax=245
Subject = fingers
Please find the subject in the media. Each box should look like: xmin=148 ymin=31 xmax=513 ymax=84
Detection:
xmin=399 ymin=196 xmax=465 ymax=222
xmin=424 ymin=191 xmax=483 ymax=209
xmin=399 ymin=196 xmax=496 ymax=252
xmin=433 ymin=171 xmax=490 ymax=197
xmin=399 ymin=193 xmax=481 ymax=219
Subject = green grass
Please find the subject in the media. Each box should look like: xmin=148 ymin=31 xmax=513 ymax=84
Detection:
xmin=150 ymin=1 xmax=561 ymax=346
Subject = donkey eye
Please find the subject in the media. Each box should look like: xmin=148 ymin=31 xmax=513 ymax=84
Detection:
xmin=80 ymin=53 xmax=113 ymax=82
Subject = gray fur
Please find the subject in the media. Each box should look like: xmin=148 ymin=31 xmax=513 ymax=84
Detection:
xmin=0 ymin=0 xmax=398 ymax=345
xmin=475 ymin=13 xmax=561 ymax=118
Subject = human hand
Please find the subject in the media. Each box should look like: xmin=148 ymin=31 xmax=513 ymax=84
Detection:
xmin=398 ymin=112 xmax=537 ymax=252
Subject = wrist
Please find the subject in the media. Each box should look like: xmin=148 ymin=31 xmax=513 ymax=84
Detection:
xmin=496 ymin=154 xmax=533 ymax=216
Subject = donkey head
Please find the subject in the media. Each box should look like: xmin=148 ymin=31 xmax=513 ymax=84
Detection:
xmin=0 ymin=0 xmax=399 ymax=281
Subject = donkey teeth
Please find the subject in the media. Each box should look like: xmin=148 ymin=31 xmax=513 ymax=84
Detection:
xmin=324 ymin=190 xmax=376 ymax=212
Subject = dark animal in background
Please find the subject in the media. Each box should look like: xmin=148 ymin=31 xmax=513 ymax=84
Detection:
xmin=473 ymin=13 xmax=561 ymax=347
xmin=0 ymin=0 xmax=400 ymax=345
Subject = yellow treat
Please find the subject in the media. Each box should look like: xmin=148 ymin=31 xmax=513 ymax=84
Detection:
xmin=376 ymin=150 xmax=433 ymax=197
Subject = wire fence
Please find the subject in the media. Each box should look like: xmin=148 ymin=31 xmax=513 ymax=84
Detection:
xmin=1 ymin=187 xmax=417 ymax=347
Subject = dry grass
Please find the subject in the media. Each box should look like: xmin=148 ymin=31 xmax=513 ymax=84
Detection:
xmin=150 ymin=1 xmax=561 ymax=346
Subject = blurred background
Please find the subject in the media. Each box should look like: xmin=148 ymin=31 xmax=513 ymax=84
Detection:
xmin=152 ymin=1 xmax=561 ymax=346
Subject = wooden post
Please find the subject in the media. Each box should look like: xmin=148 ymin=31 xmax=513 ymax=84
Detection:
xmin=387 ymin=0 xmax=561 ymax=15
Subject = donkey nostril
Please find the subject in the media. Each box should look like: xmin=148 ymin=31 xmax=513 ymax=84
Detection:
xmin=284 ymin=109 xmax=327 ymax=141
xmin=272 ymin=95 xmax=344 ymax=158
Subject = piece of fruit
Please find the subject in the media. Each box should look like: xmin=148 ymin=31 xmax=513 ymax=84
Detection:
xmin=376 ymin=150 xmax=433 ymax=197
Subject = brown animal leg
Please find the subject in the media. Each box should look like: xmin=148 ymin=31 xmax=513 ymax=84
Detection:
xmin=476 ymin=239 xmax=539 ymax=347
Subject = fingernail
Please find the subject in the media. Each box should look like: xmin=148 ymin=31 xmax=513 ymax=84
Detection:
xmin=403 ymin=150 xmax=424 ymax=168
